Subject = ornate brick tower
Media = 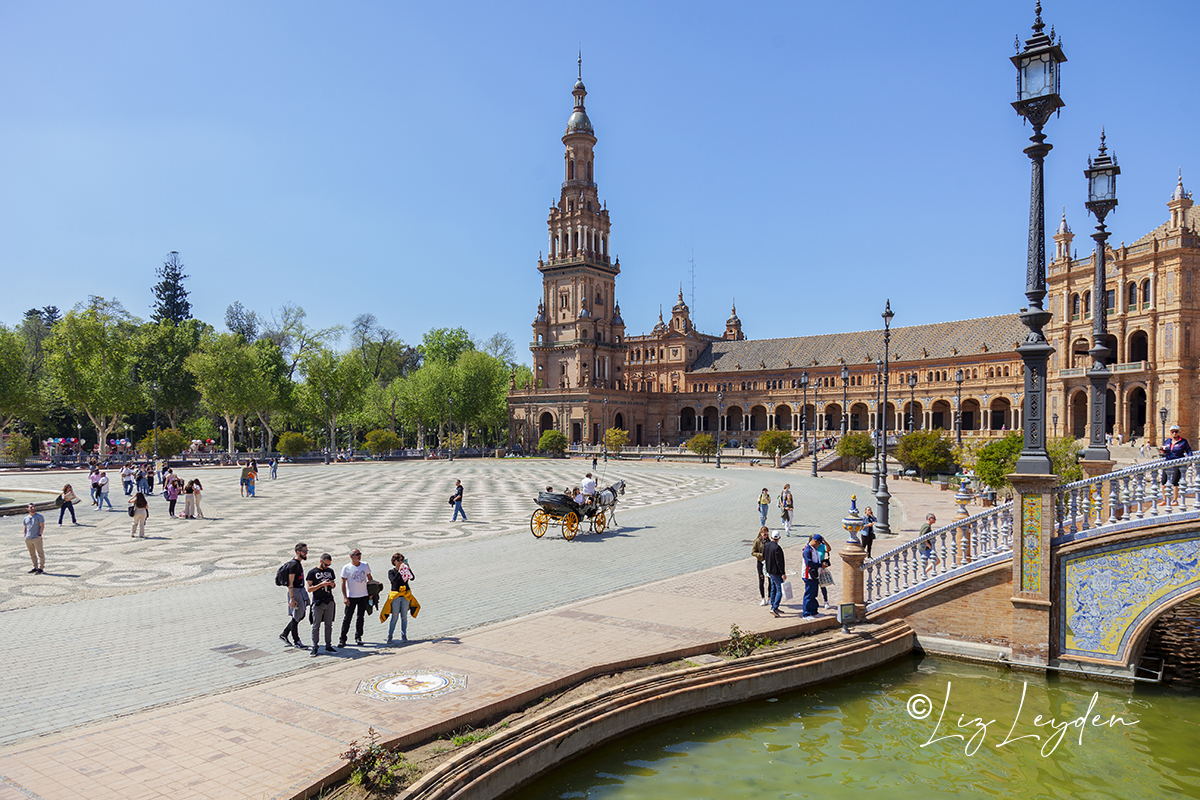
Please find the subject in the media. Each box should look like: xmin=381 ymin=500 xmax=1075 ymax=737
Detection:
xmin=531 ymin=58 xmax=624 ymax=391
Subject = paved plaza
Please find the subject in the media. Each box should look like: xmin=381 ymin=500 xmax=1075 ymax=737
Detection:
xmin=0 ymin=458 xmax=931 ymax=798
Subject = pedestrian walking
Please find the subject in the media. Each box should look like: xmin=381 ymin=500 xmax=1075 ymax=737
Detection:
xmin=88 ymin=467 xmax=101 ymax=507
xmin=751 ymin=526 xmax=770 ymax=606
xmin=96 ymin=471 xmax=113 ymax=510
xmin=816 ymin=536 xmax=835 ymax=609
xmin=182 ymin=480 xmax=196 ymax=518
xmin=120 ymin=465 xmax=134 ymax=496
xmin=779 ymin=484 xmax=794 ymax=536
xmin=763 ymin=530 xmax=786 ymax=617
xmin=129 ymin=492 xmax=149 ymax=537
xmin=57 ymin=484 xmax=79 ymax=525
xmin=306 ymin=553 xmax=338 ymax=656
xmin=192 ymin=478 xmax=205 ymax=518
xmin=279 ymin=543 xmax=308 ymax=648
xmin=450 ymin=480 xmax=467 ymax=521
xmin=801 ymin=534 xmax=824 ymax=618
xmin=22 ymin=503 xmax=45 ymax=574
xmin=919 ymin=513 xmax=936 ymax=537
xmin=135 ymin=465 xmax=149 ymax=495
xmin=860 ymin=507 xmax=876 ymax=558
xmin=1161 ymin=424 xmax=1192 ymax=506
xmin=382 ymin=553 xmax=419 ymax=644
xmin=339 ymin=548 xmax=373 ymax=647
xmin=758 ymin=487 xmax=771 ymax=527
xmin=239 ymin=462 xmax=250 ymax=497
xmin=165 ymin=477 xmax=180 ymax=518
xmin=920 ymin=539 xmax=940 ymax=577
xmin=246 ymin=463 xmax=258 ymax=497
xmin=591 ymin=456 xmax=598 ymax=471
xmin=269 ymin=458 xmax=278 ymax=480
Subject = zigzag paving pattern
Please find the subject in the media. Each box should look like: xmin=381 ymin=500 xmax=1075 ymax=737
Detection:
xmin=0 ymin=458 xmax=884 ymax=762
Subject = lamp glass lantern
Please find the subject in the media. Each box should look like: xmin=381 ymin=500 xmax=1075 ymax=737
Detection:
xmin=1018 ymin=50 xmax=1059 ymax=101
xmin=1160 ymin=407 xmax=1169 ymax=425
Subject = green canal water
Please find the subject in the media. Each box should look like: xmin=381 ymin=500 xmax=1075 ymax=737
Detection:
xmin=518 ymin=656 xmax=1200 ymax=799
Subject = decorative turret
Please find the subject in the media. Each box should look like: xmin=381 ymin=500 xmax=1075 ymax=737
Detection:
xmin=724 ymin=300 xmax=744 ymax=341
xmin=1053 ymin=207 xmax=1074 ymax=262
xmin=669 ymin=286 xmax=692 ymax=332
xmin=653 ymin=306 xmax=667 ymax=335
xmin=1168 ymin=169 xmax=1193 ymax=230
xmin=612 ymin=299 xmax=624 ymax=326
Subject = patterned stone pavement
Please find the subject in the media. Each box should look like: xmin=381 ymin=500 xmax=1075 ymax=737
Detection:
xmin=0 ymin=458 xmax=888 ymax=751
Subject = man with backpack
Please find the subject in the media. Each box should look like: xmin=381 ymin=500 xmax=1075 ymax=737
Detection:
xmin=277 ymin=543 xmax=309 ymax=648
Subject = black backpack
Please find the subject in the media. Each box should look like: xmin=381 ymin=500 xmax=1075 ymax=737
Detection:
xmin=275 ymin=559 xmax=297 ymax=587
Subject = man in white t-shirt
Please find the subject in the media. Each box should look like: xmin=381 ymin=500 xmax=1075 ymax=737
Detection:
xmin=339 ymin=548 xmax=373 ymax=647
xmin=580 ymin=473 xmax=597 ymax=504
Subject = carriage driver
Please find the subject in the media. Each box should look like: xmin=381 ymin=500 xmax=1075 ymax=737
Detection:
xmin=580 ymin=473 xmax=598 ymax=505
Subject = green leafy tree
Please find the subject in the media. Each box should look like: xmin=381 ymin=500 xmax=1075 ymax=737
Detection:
xmin=512 ymin=364 xmax=534 ymax=391
xmin=974 ymin=432 xmax=1082 ymax=491
xmin=894 ymin=430 xmax=956 ymax=479
xmin=756 ymin=430 xmax=795 ymax=463
xmin=136 ymin=428 xmax=190 ymax=458
xmin=134 ymin=319 xmax=206 ymax=429
xmin=481 ymin=332 xmax=517 ymax=369
xmin=421 ymin=327 xmax=474 ymax=367
xmin=538 ymin=428 xmax=568 ymax=455
xmin=277 ymin=431 xmax=312 ymax=458
xmin=604 ymin=427 xmax=630 ymax=454
xmin=299 ymin=347 xmax=369 ymax=453
xmin=837 ymin=432 xmax=876 ymax=472
xmin=364 ymin=429 xmax=402 ymax=454
xmin=150 ymin=251 xmax=192 ymax=324
xmin=186 ymin=331 xmax=260 ymax=453
xmin=45 ymin=298 xmax=145 ymax=456
xmin=0 ymin=325 xmax=39 ymax=432
xmin=3 ymin=431 xmax=32 ymax=466
xmin=224 ymin=301 xmax=260 ymax=342
xmin=687 ymin=432 xmax=717 ymax=462
xmin=247 ymin=338 xmax=293 ymax=451
xmin=454 ymin=350 xmax=508 ymax=447
xmin=261 ymin=303 xmax=342 ymax=381
xmin=406 ymin=360 xmax=457 ymax=449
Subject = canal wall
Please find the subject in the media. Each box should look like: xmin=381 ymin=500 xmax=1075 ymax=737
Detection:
xmin=875 ymin=561 xmax=1014 ymax=649
xmin=401 ymin=620 xmax=913 ymax=800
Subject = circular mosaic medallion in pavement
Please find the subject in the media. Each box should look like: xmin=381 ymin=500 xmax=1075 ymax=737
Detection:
xmin=356 ymin=669 xmax=467 ymax=702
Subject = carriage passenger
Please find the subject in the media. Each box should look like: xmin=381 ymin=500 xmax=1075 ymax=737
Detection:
xmin=581 ymin=473 xmax=598 ymax=505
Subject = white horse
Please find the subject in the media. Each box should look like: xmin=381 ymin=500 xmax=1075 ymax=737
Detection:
xmin=591 ymin=479 xmax=625 ymax=527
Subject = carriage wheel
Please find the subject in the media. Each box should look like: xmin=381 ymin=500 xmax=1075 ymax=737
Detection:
xmin=531 ymin=510 xmax=549 ymax=538
xmin=593 ymin=510 xmax=607 ymax=534
xmin=563 ymin=512 xmax=579 ymax=540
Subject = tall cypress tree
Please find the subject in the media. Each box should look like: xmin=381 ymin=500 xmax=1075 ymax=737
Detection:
xmin=151 ymin=251 xmax=193 ymax=324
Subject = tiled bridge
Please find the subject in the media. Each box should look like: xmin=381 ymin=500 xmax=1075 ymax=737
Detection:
xmin=844 ymin=453 xmax=1200 ymax=679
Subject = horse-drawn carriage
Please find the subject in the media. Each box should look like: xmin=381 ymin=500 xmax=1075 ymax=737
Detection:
xmin=530 ymin=480 xmax=625 ymax=540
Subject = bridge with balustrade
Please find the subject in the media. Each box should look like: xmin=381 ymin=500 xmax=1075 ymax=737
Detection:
xmin=841 ymin=453 xmax=1200 ymax=680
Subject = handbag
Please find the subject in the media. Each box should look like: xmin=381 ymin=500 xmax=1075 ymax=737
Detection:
xmin=818 ymin=567 xmax=835 ymax=587
xmin=127 ymin=505 xmax=135 ymax=517
xmin=781 ymin=579 xmax=794 ymax=600
xmin=55 ymin=496 xmax=63 ymax=507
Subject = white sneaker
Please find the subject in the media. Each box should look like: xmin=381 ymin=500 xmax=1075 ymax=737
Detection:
xmin=759 ymin=598 xmax=768 ymax=606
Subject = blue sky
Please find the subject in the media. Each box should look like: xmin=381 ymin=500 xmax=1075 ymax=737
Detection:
xmin=1 ymin=1 xmax=1196 ymax=358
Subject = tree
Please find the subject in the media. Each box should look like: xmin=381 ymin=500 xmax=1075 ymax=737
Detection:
xmin=837 ymin=432 xmax=876 ymax=472
xmin=299 ymin=347 xmax=369 ymax=453
xmin=538 ymin=429 xmax=568 ymax=455
xmin=277 ymin=431 xmax=312 ymax=458
xmin=454 ymin=350 xmax=508 ymax=447
xmin=134 ymin=319 xmax=206 ymax=429
xmin=186 ymin=331 xmax=260 ymax=453
xmin=894 ymin=430 xmax=955 ymax=479
xmin=421 ymin=327 xmax=474 ymax=367
xmin=45 ymin=298 xmax=145 ymax=456
xmin=136 ymin=428 xmax=190 ymax=458
xmin=512 ymin=364 xmax=534 ymax=391
xmin=687 ymin=432 xmax=717 ymax=462
xmin=974 ymin=432 xmax=1082 ymax=491
xmin=756 ymin=430 xmax=795 ymax=464
xmin=0 ymin=325 xmax=38 ymax=432
xmin=481 ymin=332 xmax=517 ymax=368
xmin=224 ymin=301 xmax=260 ymax=343
xmin=261 ymin=303 xmax=342 ymax=380
xmin=150 ymin=251 xmax=192 ymax=324
xmin=364 ymin=429 xmax=402 ymax=455
xmin=3 ymin=431 xmax=31 ymax=466
xmin=604 ymin=427 xmax=630 ymax=454
xmin=247 ymin=338 xmax=293 ymax=451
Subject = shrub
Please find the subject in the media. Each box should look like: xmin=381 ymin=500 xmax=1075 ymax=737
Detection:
xmin=836 ymin=432 xmax=875 ymax=471
xmin=756 ymin=430 xmax=795 ymax=459
xmin=277 ymin=431 xmax=312 ymax=459
xmin=687 ymin=432 xmax=717 ymax=461
xmin=136 ymin=428 xmax=190 ymax=458
xmin=3 ymin=432 xmax=31 ymax=466
xmin=364 ymin=429 xmax=401 ymax=455
xmin=340 ymin=727 xmax=418 ymax=791
xmin=975 ymin=431 xmax=1082 ymax=491
xmin=894 ymin=430 xmax=955 ymax=479
xmin=604 ymin=427 xmax=630 ymax=454
xmin=538 ymin=429 xmax=568 ymax=456
xmin=721 ymin=624 xmax=774 ymax=658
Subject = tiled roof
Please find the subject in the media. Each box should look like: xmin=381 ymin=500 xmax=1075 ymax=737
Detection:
xmin=688 ymin=314 xmax=1027 ymax=374
xmin=1131 ymin=206 xmax=1200 ymax=246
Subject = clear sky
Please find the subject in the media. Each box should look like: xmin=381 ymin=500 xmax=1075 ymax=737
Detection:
xmin=1 ymin=1 xmax=1196 ymax=358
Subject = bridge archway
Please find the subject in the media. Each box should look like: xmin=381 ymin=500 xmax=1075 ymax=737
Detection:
xmin=1127 ymin=387 xmax=1148 ymax=439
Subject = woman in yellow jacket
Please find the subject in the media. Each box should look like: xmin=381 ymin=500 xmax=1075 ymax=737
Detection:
xmin=380 ymin=553 xmax=420 ymax=644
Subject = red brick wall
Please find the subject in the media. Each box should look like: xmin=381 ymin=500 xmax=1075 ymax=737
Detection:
xmin=876 ymin=564 xmax=1014 ymax=647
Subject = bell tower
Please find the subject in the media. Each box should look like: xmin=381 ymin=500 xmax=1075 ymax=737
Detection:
xmin=533 ymin=57 xmax=623 ymax=391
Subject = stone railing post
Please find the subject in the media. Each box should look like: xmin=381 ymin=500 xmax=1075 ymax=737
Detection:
xmin=1009 ymin=472 xmax=1059 ymax=667
xmin=839 ymin=541 xmax=868 ymax=621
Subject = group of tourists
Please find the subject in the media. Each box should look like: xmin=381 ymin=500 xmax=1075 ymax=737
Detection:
xmin=279 ymin=543 xmax=419 ymax=656
xmin=752 ymin=527 xmax=832 ymax=619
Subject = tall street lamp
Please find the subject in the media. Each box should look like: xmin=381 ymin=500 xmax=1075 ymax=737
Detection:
xmin=321 ymin=390 xmax=330 ymax=465
xmin=716 ymin=391 xmax=724 ymax=469
xmin=955 ymin=369 xmax=965 ymax=447
xmin=811 ymin=376 xmax=820 ymax=479
xmin=1011 ymin=2 xmax=1066 ymax=475
xmin=800 ymin=372 xmax=810 ymax=475
xmin=876 ymin=301 xmax=894 ymax=536
xmin=448 ymin=394 xmax=454 ymax=462
xmin=1083 ymin=130 xmax=1119 ymax=462
xmin=150 ymin=381 xmax=160 ymax=460
xmin=841 ymin=363 xmax=850 ymax=438
xmin=76 ymin=422 xmax=82 ymax=464
xmin=657 ymin=421 xmax=662 ymax=452
xmin=907 ymin=373 xmax=917 ymax=432
xmin=1160 ymin=406 xmax=1169 ymax=443
xmin=603 ymin=396 xmax=609 ymax=463
xmin=872 ymin=359 xmax=882 ymax=496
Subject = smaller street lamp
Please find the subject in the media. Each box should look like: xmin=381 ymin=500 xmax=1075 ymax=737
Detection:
xmin=150 ymin=381 xmax=160 ymax=460
xmin=954 ymin=369 xmax=965 ymax=447
xmin=841 ymin=363 xmax=850 ymax=438
xmin=907 ymin=373 xmax=917 ymax=432
xmin=799 ymin=372 xmax=810 ymax=474
xmin=321 ymin=390 xmax=330 ymax=464
xmin=1052 ymin=412 xmax=1059 ymax=437
xmin=657 ymin=420 xmax=662 ymax=452
xmin=448 ymin=394 xmax=454 ymax=462
xmin=603 ymin=396 xmax=609 ymax=463
xmin=1160 ymin=406 xmax=1169 ymax=443
xmin=716 ymin=391 xmax=724 ymax=469
xmin=1083 ymin=130 xmax=1120 ymax=462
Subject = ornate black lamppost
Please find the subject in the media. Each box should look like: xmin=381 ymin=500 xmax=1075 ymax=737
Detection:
xmin=907 ymin=373 xmax=917 ymax=432
xmin=955 ymin=368 xmax=965 ymax=447
xmin=1160 ymin=406 xmax=1169 ymax=444
xmin=602 ymin=396 xmax=609 ymax=463
xmin=800 ymin=372 xmax=810 ymax=471
xmin=1011 ymin=1 xmax=1066 ymax=475
xmin=447 ymin=394 xmax=454 ymax=462
xmin=1082 ymin=131 xmax=1119 ymax=462
xmin=150 ymin=381 xmax=160 ymax=460
xmin=875 ymin=301 xmax=894 ymax=536
xmin=657 ymin=421 xmax=662 ymax=452
xmin=715 ymin=391 xmax=724 ymax=469
xmin=841 ymin=363 xmax=850 ymax=438
xmin=1052 ymin=412 xmax=1059 ymax=437
xmin=872 ymin=359 xmax=882 ymax=495
xmin=321 ymin=390 xmax=330 ymax=464
xmin=811 ymin=377 xmax=819 ymax=477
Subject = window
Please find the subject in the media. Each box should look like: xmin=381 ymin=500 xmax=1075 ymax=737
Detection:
xmin=1142 ymin=280 xmax=1152 ymax=308
xmin=1071 ymin=293 xmax=1080 ymax=320
xmin=1083 ymin=291 xmax=1091 ymax=319
xmin=1106 ymin=288 xmax=1116 ymax=312
xmin=1127 ymin=282 xmax=1138 ymax=310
